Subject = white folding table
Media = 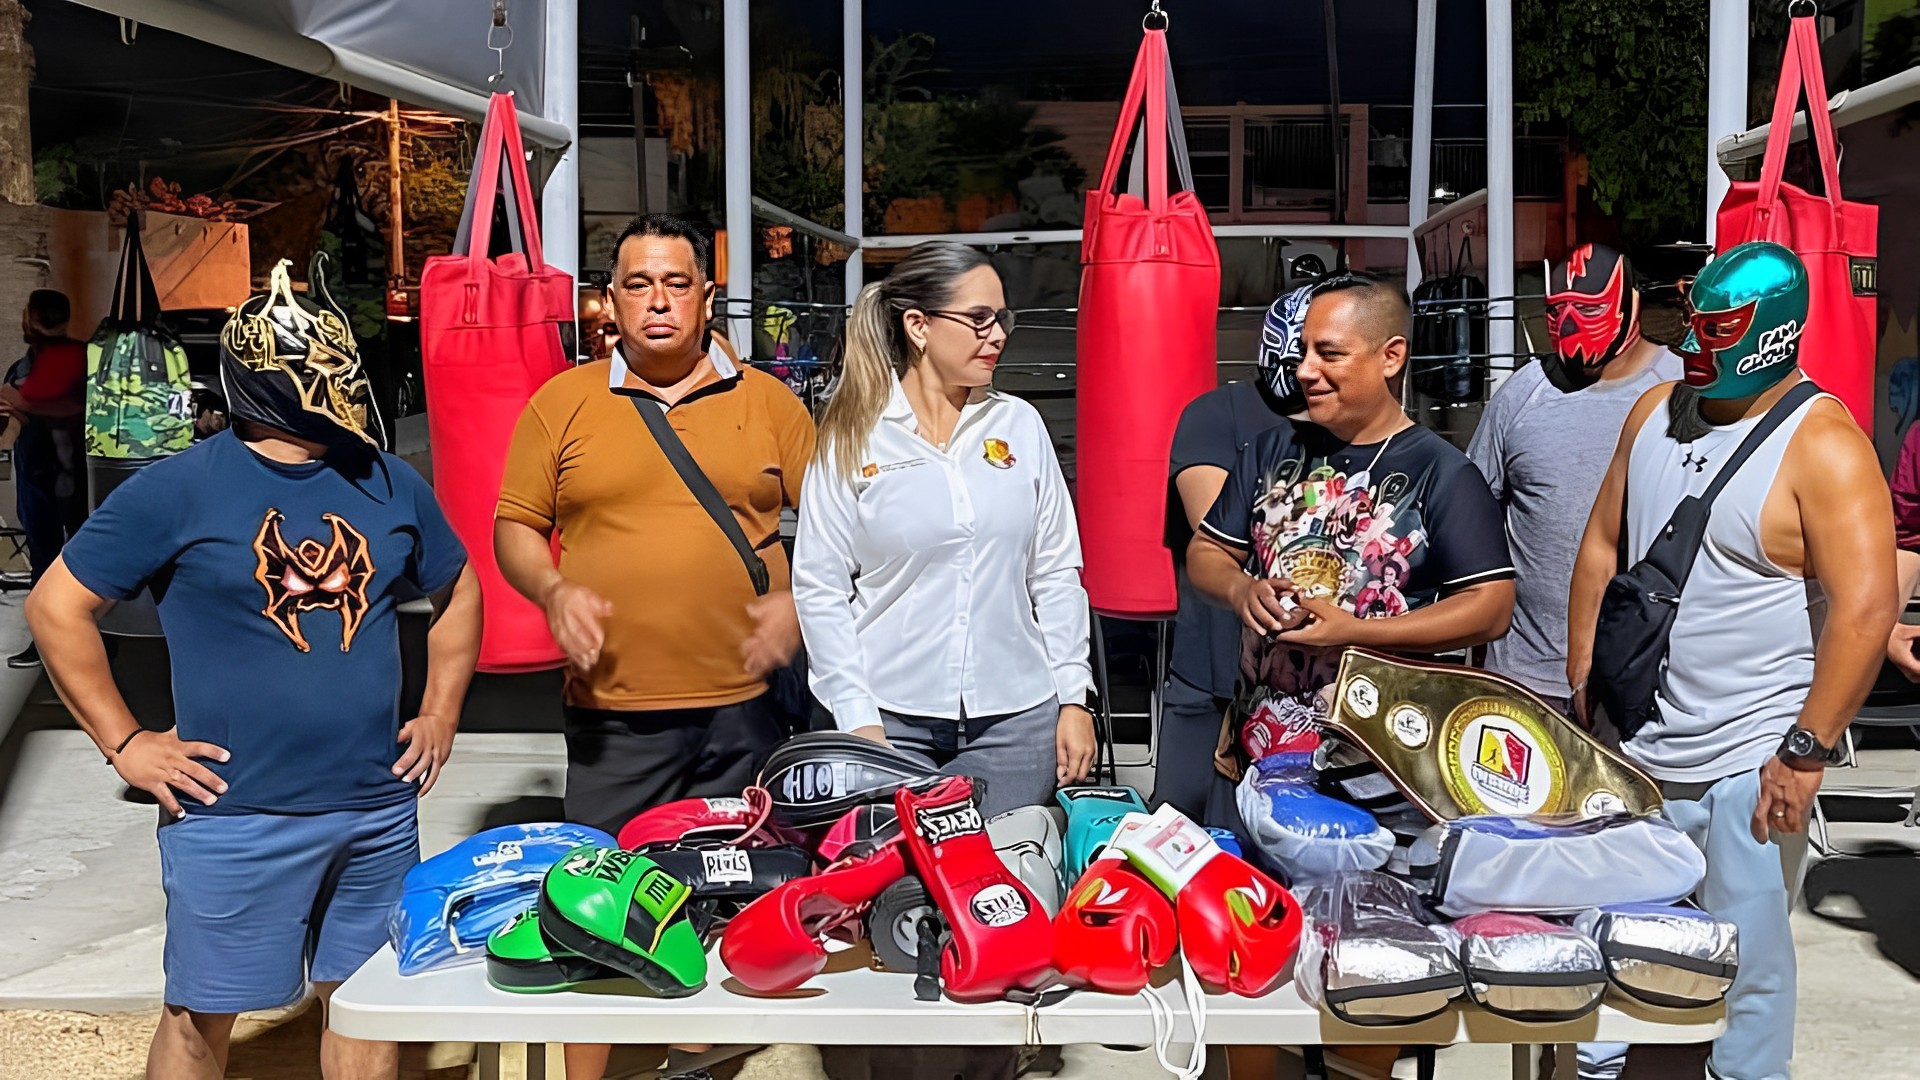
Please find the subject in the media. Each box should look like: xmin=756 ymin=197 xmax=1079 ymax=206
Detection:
xmin=331 ymin=944 xmax=1725 ymax=1080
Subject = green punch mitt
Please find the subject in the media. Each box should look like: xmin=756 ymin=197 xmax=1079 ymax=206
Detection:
xmin=537 ymin=845 xmax=707 ymax=996
xmin=484 ymin=908 xmax=626 ymax=994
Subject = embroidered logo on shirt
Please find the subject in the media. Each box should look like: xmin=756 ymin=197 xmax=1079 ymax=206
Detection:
xmin=251 ymin=508 xmax=376 ymax=653
xmin=983 ymin=439 xmax=1015 ymax=469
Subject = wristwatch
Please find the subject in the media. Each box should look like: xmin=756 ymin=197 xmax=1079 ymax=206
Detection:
xmin=1777 ymin=726 xmax=1844 ymax=770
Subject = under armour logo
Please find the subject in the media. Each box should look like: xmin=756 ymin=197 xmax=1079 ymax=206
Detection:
xmin=1681 ymin=449 xmax=1708 ymax=473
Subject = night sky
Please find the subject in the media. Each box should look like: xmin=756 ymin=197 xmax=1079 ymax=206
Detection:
xmin=584 ymin=0 xmax=1491 ymax=110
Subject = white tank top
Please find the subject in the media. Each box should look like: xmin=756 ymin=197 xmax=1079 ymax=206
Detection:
xmin=1618 ymin=389 xmax=1827 ymax=782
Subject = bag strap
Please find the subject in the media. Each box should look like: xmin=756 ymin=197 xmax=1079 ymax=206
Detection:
xmin=1698 ymin=380 xmax=1822 ymax=507
xmin=112 ymin=211 xmax=161 ymax=326
xmin=1099 ymin=29 xmax=1192 ymax=211
xmin=623 ymin=349 xmax=772 ymax=598
xmin=1755 ymin=12 xmax=1845 ymax=231
xmin=1639 ymin=381 xmax=1822 ymax=584
xmin=453 ymin=93 xmax=545 ymax=271
xmin=1790 ymin=14 xmax=1844 ymax=209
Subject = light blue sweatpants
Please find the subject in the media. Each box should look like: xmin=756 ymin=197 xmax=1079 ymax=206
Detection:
xmin=1581 ymin=768 xmax=1806 ymax=1080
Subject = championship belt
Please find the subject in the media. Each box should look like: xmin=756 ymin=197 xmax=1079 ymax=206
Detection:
xmin=1324 ymin=649 xmax=1660 ymax=821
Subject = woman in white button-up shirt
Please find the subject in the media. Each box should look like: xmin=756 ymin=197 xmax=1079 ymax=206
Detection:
xmin=793 ymin=243 xmax=1095 ymax=816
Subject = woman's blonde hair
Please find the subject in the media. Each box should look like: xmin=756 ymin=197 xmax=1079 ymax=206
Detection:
xmin=815 ymin=242 xmax=991 ymax=478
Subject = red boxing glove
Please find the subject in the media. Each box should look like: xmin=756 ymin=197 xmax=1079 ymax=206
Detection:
xmin=816 ymin=803 xmax=901 ymax=864
xmin=895 ymin=775 xmax=1055 ymax=1002
xmin=1112 ymin=805 xmax=1303 ymax=997
xmin=618 ymin=788 xmax=776 ymax=851
xmin=1053 ymin=855 xmax=1176 ymax=994
xmin=718 ymin=839 xmax=907 ymax=993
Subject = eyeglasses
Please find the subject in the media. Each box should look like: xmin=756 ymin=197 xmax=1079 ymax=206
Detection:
xmin=919 ymin=307 xmax=1017 ymax=339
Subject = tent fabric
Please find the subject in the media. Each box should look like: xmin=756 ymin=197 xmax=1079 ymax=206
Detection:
xmin=68 ymin=0 xmax=567 ymax=148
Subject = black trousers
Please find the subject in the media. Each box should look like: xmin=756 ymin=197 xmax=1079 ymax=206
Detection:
xmin=15 ymin=419 xmax=86 ymax=583
xmin=561 ymin=693 xmax=785 ymax=835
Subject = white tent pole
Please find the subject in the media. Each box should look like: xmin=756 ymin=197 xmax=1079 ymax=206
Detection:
xmin=843 ymin=0 xmax=864 ymax=305
xmin=1406 ymin=0 xmax=1437 ymax=290
xmin=1705 ymin=0 xmax=1748 ymax=244
xmin=724 ymin=0 xmax=753 ymax=357
xmin=1485 ymin=0 xmax=1515 ymax=377
xmin=542 ymin=0 xmax=579 ymax=282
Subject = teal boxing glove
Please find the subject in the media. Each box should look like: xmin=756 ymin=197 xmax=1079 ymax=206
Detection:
xmin=1054 ymin=785 xmax=1149 ymax=889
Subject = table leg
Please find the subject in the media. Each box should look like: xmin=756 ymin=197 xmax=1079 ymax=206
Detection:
xmin=1509 ymin=1044 xmax=1579 ymax=1080
xmin=477 ymin=1043 xmax=546 ymax=1080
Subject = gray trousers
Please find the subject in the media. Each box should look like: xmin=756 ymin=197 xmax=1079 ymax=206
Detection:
xmin=879 ymin=696 xmax=1060 ymax=818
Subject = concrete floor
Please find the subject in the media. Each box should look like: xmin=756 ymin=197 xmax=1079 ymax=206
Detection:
xmin=1 ymin=565 xmax=1918 ymax=1077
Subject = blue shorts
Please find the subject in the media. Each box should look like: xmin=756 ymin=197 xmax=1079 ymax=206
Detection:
xmin=157 ymin=798 xmax=418 ymax=1013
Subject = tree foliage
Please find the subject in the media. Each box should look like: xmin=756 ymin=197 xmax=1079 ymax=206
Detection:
xmin=742 ymin=29 xmax=1081 ymax=234
xmin=1516 ymin=0 xmax=1709 ymax=244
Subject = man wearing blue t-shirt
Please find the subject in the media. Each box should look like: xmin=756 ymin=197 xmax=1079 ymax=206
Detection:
xmin=26 ymin=259 xmax=480 ymax=1080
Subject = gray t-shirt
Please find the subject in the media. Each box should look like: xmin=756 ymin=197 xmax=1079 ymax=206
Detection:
xmin=1465 ymin=349 xmax=1682 ymax=698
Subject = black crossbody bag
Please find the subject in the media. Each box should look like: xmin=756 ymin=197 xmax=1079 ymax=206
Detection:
xmin=1590 ymin=381 xmax=1820 ymax=739
xmin=625 ymin=371 xmax=818 ymax=734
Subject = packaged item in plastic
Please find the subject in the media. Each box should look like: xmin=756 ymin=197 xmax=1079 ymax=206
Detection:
xmin=388 ymin=823 xmax=615 ymax=976
xmin=1235 ymin=752 xmax=1395 ymax=884
xmin=1296 ymin=872 xmax=1464 ymax=1026
xmin=1574 ymin=903 xmax=1738 ymax=1009
xmin=1408 ymin=814 xmax=1704 ymax=917
xmin=1453 ymin=912 xmax=1606 ymax=1022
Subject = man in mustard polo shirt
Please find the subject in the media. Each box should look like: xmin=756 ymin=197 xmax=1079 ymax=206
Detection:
xmin=496 ymin=215 xmax=813 ymax=837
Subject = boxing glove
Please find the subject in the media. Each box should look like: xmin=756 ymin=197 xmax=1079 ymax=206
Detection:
xmin=896 ymin=775 xmax=1055 ymax=1002
xmin=645 ymin=844 xmax=813 ymax=910
xmin=617 ymin=789 xmax=774 ymax=851
xmin=1110 ymin=804 xmax=1304 ymax=997
xmin=759 ymin=732 xmax=945 ymax=827
xmin=719 ymin=838 xmax=908 ymax=993
xmin=817 ymin=803 xmax=901 ymax=864
xmin=1052 ymin=855 xmax=1177 ymax=994
xmin=1055 ymin=785 xmax=1149 ymax=887
xmin=866 ymin=806 xmax=1068 ymax=973
xmin=986 ymin=805 xmax=1066 ymax=918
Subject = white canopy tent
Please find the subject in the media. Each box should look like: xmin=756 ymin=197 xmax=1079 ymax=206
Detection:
xmin=67 ymin=0 xmax=583 ymax=276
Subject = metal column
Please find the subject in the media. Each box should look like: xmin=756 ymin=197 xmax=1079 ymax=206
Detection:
xmin=541 ymin=0 xmax=579 ymax=279
xmin=843 ymin=0 xmax=865 ymax=303
xmin=1484 ymin=0 xmax=1516 ymax=374
xmin=1705 ymin=0 xmax=1749 ymax=244
xmin=1406 ymin=0 xmax=1437 ymax=289
xmin=723 ymin=0 xmax=753 ymax=354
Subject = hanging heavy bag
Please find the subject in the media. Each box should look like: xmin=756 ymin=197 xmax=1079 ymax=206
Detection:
xmin=86 ymin=212 xmax=194 ymax=637
xmin=1076 ymin=23 xmax=1221 ymax=618
xmin=419 ymin=92 xmax=573 ymax=672
xmin=1589 ymin=382 xmax=1822 ymax=739
xmin=1410 ymin=237 xmax=1487 ymax=405
xmin=86 ymin=212 xmax=194 ymax=466
xmin=1714 ymin=6 xmax=1877 ymax=432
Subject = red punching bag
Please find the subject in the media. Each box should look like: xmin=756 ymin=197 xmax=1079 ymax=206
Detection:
xmin=1715 ymin=9 xmax=1878 ymax=431
xmin=1077 ymin=24 xmax=1221 ymax=618
xmin=419 ymin=93 xmax=572 ymax=672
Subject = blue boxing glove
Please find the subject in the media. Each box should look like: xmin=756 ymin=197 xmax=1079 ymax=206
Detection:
xmin=1234 ymin=753 xmax=1392 ymax=884
xmin=1207 ymin=828 xmax=1244 ymax=859
xmin=389 ymin=822 xmax=617 ymax=976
